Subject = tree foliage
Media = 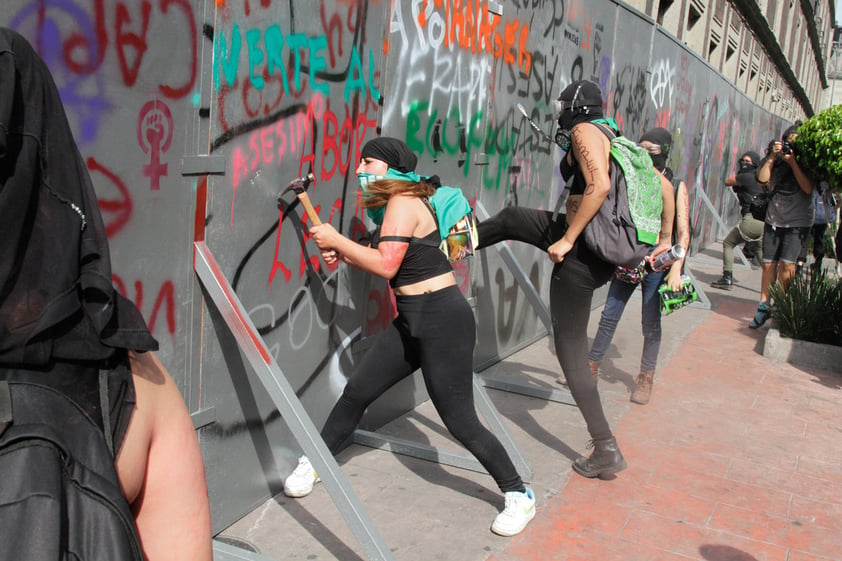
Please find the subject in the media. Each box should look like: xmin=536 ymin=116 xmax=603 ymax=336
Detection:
xmin=794 ymin=105 xmax=842 ymax=193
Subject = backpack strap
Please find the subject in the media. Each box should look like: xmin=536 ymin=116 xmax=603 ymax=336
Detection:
xmin=421 ymin=196 xmax=441 ymax=231
xmin=378 ymin=197 xmax=440 ymax=247
xmin=99 ymin=369 xmax=115 ymax=457
xmin=592 ymin=121 xmax=617 ymax=140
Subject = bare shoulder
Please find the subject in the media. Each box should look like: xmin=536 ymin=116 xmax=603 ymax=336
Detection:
xmin=381 ymin=194 xmax=423 ymax=236
xmin=571 ymin=122 xmax=611 ymax=169
xmin=128 ymin=350 xmax=167 ymax=386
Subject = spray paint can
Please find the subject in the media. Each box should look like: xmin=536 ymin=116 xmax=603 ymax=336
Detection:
xmin=647 ymin=244 xmax=685 ymax=272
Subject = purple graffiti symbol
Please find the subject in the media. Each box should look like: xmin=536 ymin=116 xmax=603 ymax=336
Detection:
xmin=137 ymin=99 xmax=174 ymax=191
xmin=9 ymin=0 xmax=112 ymax=146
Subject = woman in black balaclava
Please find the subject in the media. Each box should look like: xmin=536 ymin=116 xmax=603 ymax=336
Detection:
xmin=587 ymin=127 xmax=691 ymax=407
xmin=710 ymin=151 xmax=766 ymax=289
xmin=0 ymin=28 xmax=211 ymax=560
xmin=477 ymin=81 xmax=675 ymax=479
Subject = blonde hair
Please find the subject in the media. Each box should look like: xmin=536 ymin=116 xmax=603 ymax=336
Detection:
xmin=362 ymin=178 xmax=436 ymax=209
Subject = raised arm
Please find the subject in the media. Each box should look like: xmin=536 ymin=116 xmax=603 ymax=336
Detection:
xmin=547 ymin=123 xmax=611 ymax=263
xmin=310 ymin=195 xmax=416 ymax=279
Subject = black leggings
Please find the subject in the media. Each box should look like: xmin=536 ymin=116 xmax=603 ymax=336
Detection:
xmin=478 ymin=206 xmax=616 ymax=441
xmin=321 ymin=285 xmax=524 ymax=494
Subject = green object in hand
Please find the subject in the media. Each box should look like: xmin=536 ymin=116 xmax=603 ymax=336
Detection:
xmin=659 ymin=276 xmax=699 ymax=315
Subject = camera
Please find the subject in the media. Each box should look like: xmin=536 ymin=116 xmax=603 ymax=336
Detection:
xmin=781 ymin=141 xmax=793 ymax=155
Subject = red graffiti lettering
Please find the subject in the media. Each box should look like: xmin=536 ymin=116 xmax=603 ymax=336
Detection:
xmin=63 ymin=0 xmax=108 ymax=74
xmin=113 ymin=275 xmax=176 ymax=336
xmin=158 ymin=0 xmax=198 ymax=98
xmin=269 ymin=206 xmax=293 ymax=286
xmin=366 ymin=284 xmax=395 ymax=334
xmin=115 ymin=0 xmax=151 ymax=87
xmin=88 ymin=157 xmax=132 ymax=238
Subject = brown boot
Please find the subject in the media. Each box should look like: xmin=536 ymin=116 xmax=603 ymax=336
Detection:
xmin=630 ymin=370 xmax=654 ymax=405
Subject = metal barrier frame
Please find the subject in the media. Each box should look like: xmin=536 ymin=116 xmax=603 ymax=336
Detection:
xmin=195 ymin=241 xmax=396 ymax=561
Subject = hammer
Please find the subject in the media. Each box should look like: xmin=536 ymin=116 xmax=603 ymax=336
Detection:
xmin=279 ymin=172 xmax=321 ymax=225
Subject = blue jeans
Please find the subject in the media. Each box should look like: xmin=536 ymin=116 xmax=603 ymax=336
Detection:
xmin=589 ymin=269 xmax=666 ymax=372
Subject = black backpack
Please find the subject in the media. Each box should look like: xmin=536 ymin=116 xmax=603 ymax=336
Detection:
xmin=0 ymin=372 xmax=144 ymax=560
xmin=581 ymin=124 xmax=665 ymax=268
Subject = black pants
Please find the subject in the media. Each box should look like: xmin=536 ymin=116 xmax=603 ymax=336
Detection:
xmin=321 ymin=285 xmax=524 ymax=493
xmin=797 ymin=223 xmax=828 ymax=263
xmin=478 ymin=206 xmax=616 ymax=441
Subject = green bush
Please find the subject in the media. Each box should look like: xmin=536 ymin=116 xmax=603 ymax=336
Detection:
xmin=769 ymin=268 xmax=842 ymax=347
xmin=794 ymin=106 xmax=842 ymax=194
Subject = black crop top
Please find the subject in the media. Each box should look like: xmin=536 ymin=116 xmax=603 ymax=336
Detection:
xmin=372 ymin=199 xmax=453 ymax=288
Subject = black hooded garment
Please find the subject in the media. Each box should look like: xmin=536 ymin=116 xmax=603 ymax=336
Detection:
xmin=0 ymin=27 xmax=157 ymax=367
xmin=360 ymin=137 xmax=419 ymax=173
xmin=733 ymin=151 xmax=764 ymax=215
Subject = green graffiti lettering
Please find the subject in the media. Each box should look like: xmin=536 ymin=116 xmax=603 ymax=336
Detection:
xmin=286 ymin=33 xmax=307 ymax=92
xmin=214 ymin=23 xmax=241 ymax=89
xmin=367 ymin=49 xmax=381 ymax=102
xmin=264 ymin=25 xmax=290 ymax=96
xmin=344 ymin=46 xmax=366 ymax=102
xmin=309 ymin=36 xmax=329 ymax=96
xmin=464 ymin=111 xmax=484 ymax=177
xmin=441 ymin=107 xmax=462 ymax=158
xmin=246 ymin=28 xmax=265 ymax=89
xmin=406 ymin=100 xmax=429 ymax=154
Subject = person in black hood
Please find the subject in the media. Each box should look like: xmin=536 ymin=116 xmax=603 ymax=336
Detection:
xmin=476 ymin=81 xmax=676 ymax=479
xmin=710 ymin=150 xmax=766 ymax=289
xmin=0 ymin=28 xmax=211 ymax=560
xmin=585 ymin=127 xmax=690 ymax=407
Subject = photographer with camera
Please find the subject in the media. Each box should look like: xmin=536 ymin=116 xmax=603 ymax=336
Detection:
xmin=749 ymin=124 xmax=815 ymax=329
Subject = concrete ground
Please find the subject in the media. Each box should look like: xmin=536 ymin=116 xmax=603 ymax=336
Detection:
xmin=217 ymin=247 xmax=842 ymax=561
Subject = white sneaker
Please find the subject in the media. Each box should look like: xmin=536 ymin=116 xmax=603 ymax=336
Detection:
xmin=283 ymin=456 xmax=321 ymax=498
xmin=491 ymin=487 xmax=536 ymax=536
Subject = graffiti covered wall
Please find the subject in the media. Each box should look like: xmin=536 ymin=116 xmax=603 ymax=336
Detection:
xmin=1 ymin=0 xmax=787 ymax=532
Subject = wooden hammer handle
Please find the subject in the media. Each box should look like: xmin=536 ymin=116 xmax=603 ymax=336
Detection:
xmin=296 ymin=192 xmax=322 ymax=225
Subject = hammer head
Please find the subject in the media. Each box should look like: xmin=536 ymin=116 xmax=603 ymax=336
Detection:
xmin=281 ymin=173 xmax=316 ymax=196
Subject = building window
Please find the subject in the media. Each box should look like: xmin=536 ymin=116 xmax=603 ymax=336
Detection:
xmin=688 ymin=4 xmax=702 ymax=31
xmin=657 ymin=0 xmax=674 ymax=25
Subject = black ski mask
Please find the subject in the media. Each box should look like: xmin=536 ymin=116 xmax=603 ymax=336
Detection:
xmin=554 ymin=81 xmax=604 ymax=150
xmin=737 ymin=151 xmax=760 ymax=173
xmin=639 ymin=127 xmax=673 ymax=172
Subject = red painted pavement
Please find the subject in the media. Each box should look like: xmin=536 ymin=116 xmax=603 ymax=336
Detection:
xmin=489 ymin=300 xmax=842 ymax=561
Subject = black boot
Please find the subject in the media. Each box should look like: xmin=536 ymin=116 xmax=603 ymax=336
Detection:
xmin=572 ymin=436 xmax=627 ymax=478
xmin=711 ymin=271 xmax=733 ymax=290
